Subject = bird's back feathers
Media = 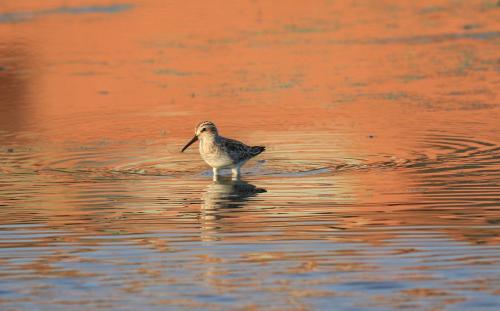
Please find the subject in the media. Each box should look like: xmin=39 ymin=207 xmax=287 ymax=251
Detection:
xmin=220 ymin=138 xmax=265 ymax=164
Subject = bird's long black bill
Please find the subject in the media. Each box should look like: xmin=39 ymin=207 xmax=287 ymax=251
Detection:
xmin=181 ymin=135 xmax=198 ymax=152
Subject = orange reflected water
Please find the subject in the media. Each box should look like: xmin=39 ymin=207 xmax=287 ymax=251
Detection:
xmin=1 ymin=1 xmax=499 ymax=310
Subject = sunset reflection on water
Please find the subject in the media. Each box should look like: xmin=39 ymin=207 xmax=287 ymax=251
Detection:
xmin=1 ymin=1 xmax=499 ymax=310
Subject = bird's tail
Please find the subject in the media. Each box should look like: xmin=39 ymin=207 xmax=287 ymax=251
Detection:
xmin=250 ymin=146 xmax=265 ymax=156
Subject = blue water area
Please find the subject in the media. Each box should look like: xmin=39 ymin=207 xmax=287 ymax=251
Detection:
xmin=0 ymin=4 xmax=133 ymax=23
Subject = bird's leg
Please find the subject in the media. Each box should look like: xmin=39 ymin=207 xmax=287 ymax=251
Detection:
xmin=231 ymin=166 xmax=241 ymax=180
xmin=212 ymin=167 xmax=219 ymax=181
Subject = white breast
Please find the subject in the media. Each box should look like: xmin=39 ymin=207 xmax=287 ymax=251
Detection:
xmin=199 ymin=141 xmax=234 ymax=168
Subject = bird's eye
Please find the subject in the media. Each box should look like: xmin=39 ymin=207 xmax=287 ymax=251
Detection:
xmin=201 ymin=128 xmax=206 ymax=132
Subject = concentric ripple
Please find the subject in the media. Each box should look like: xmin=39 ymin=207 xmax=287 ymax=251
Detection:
xmin=1 ymin=130 xmax=499 ymax=310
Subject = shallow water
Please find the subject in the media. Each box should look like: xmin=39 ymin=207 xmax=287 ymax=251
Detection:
xmin=1 ymin=1 xmax=499 ymax=310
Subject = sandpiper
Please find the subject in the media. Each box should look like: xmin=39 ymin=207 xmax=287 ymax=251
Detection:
xmin=181 ymin=121 xmax=265 ymax=180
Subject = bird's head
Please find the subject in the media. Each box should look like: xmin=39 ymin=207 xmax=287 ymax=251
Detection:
xmin=195 ymin=121 xmax=218 ymax=137
xmin=181 ymin=121 xmax=218 ymax=152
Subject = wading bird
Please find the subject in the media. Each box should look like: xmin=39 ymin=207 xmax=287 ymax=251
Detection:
xmin=181 ymin=121 xmax=265 ymax=180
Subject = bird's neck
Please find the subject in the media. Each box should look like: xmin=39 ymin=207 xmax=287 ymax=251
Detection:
xmin=199 ymin=134 xmax=218 ymax=149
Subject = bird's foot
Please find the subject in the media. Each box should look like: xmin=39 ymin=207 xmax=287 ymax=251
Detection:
xmin=212 ymin=168 xmax=219 ymax=181
xmin=231 ymin=167 xmax=241 ymax=181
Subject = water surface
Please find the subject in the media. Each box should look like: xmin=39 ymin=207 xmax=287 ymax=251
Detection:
xmin=1 ymin=1 xmax=499 ymax=310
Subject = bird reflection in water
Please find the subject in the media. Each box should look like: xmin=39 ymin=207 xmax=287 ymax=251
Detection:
xmin=200 ymin=176 xmax=266 ymax=242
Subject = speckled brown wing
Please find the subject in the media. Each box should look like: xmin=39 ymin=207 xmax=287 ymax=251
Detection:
xmin=221 ymin=138 xmax=254 ymax=164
